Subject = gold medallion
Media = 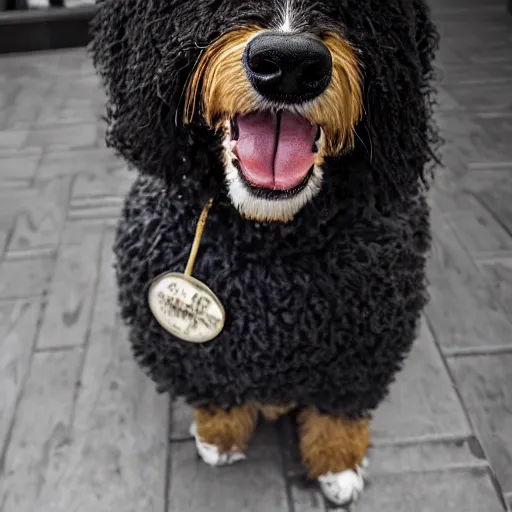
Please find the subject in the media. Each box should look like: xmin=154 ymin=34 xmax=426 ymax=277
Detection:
xmin=147 ymin=198 xmax=226 ymax=343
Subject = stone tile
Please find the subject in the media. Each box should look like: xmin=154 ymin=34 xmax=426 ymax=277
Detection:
xmin=59 ymin=219 xmax=108 ymax=246
xmin=170 ymin=397 xmax=194 ymax=441
xmin=429 ymin=171 xmax=472 ymax=214
xmin=0 ymin=146 xmax=43 ymax=160
xmin=0 ymin=257 xmax=54 ymax=299
xmin=22 ymin=92 xmax=64 ymax=124
xmin=68 ymin=201 xmax=123 ymax=221
xmin=85 ymin=227 xmax=118 ymax=341
xmin=36 ymin=102 xmax=100 ymax=127
xmin=71 ymin=169 xmax=135 ymax=199
xmin=443 ymin=195 xmax=512 ymax=256
xmin=0 ymin=227 xmax=9 ymax=257
xmin=68 ymin=170 xmax=133 ymax=220
xmin=435 ymin=112 xmax=489 ymax=177
xmin=477 ymin=258 xmax=512 ymax=318
xmin=0 ymin=349 xmax=83 ymax=512
xmin=0 ymin=84 xmax=16 ymax=110
xmin=468 ymin=44 xmax=512 ymax=65
xmin=436 ymin=85 xmax=461 ymax=112
xmin=64 ymin=75 xmax=103 ymax=100
xmin=0 ymin=300 xmax=41 ymax=455
xmin=168 ymin=441 xmax=289 ymax=512
xmin=426 ymin=205 xmax=512 ymax=354
xmin=3 ymin=106 xmax=42 ymax=131
xmin=0 ymin=150 xmax=42 ymax=183
xmin=289 ymin=480 xmax=326 ymax=512
xmin=26 ymin=124 xmax=98 ymax=151
xmin=372 ymin=318 xmax=470 ymax=442
xmin=432 ymin=4 xmax=507 ymax=22
xmin=247 ymin=421 xmax=282 ymax=461
xmin=13 ymin=74 xmax=52 ymax=97
xmin=0 ymin=181 xmax=35 ymax=192
xmin=462 ymin=169 xmax=512 ymax=196
xmin=470 ymin=115 xmax=512 ymax=163
xmin=356 ymin=468 xmax=504 ymax=512
xmin=36 ymin=227 xmax=104 ymax=349
xmin=431 ymin=45 xmax=465 ymax=67
xmin=462 ymin=170 xmax=512 ymax=245
xmin=277 ymin=413 xmax=303 ymax=478
xmin=0 ymin=130 xmax=29 ymax=149
xmin=7 ymin=177 xmax=71 ymax=256
xmin=34 ymin=320 xmax=169 ymax=512
xmin=37 ymin=148 xmax=122 ymax=180
xmin=369 ymin=438 xmax=487 ymax=475
xmin=449 ymin=354 xmax=512 ymax=495
xmin=469 ymin=162 xmax=512 ymax=171
xmin=437 ymin=62 xmax=512 ymax=85
xmin=441 ymin=36 xmax=512 ymax=63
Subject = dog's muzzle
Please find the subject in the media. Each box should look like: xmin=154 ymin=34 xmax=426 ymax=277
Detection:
xmin=183 ymin=26 xmax=363 ymax=222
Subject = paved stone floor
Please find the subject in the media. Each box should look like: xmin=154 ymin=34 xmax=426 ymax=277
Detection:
xmin=28 ymin=0 xmax=94 ymax=7
xmin=0 ymin=1 xmax=511 ymax=511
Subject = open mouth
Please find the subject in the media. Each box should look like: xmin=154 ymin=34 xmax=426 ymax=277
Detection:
xmin=229 ymin=111 xmax=321 ymax=196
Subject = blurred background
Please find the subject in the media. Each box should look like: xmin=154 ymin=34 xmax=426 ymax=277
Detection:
xmin=0 ymin=0 xmax=511 ymax=511
xmin=1 ymin=0 xmax=92 ymax=13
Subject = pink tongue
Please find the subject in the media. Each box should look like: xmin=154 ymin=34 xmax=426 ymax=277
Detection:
xmin=235 ymin=111 xmax=317 ymax=190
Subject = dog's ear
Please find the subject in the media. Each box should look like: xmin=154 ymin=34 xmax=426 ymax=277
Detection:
xmin=89 ymin=0 xmax=223 ymax=193
xmin=355 ymin=0 xmax=440 ymax=199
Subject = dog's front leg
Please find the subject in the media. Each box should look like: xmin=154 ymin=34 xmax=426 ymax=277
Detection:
xmin=298 ymin=408 xmax=370 ymax=506
xmin=190 ymin=403 xmax=258 ymax=467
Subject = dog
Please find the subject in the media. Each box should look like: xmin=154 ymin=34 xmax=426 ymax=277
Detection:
xmin=91 ymin=0 xmax=439 ymax=505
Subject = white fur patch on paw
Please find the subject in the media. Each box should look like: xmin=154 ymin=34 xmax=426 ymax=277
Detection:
xmin=189 ymin=422 xmax=246 ymax=467
xmin=318 ymin=467 xmax=365 ymax=506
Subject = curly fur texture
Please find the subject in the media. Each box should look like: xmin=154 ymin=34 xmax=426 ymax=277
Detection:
xmin=90 ymin=0 xmax=439 ymax=418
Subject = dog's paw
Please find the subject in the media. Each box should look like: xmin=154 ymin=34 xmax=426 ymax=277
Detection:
xmin=318 ymin=462 xmax=367 ymax=506
xmin=189 ymin=422 xmax=246 ymax=467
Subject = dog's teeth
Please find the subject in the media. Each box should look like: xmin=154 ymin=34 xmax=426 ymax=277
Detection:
xmin=230 ymin=140 xmax=237 ymax=151
xmin=315 ymin=126 xmax=322 ymax=142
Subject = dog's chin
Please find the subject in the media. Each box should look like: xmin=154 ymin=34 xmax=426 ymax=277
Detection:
xmin=221 ymin=111 xmax=324 ymax=223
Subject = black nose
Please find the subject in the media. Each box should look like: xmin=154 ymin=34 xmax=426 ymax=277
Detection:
xmin=243 ymin=32 xmax=332 ymax=104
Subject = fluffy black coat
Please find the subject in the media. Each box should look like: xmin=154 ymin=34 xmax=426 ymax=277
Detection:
xmin=90 ymin=0 xmax=439 ymax=417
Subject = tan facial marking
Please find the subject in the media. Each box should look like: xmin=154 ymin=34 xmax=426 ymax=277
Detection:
xmin=184 ymin=28 xmax=363 ymax=157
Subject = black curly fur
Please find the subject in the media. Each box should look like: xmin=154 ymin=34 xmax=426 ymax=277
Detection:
xmin=90 ymin=0 xmax=439 ymax=417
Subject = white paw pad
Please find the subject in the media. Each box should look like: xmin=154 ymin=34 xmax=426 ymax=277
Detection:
xmin=189 ymin=422 xmax=246 ymax=467
xmin=318 ymin=465 xmax=366 ymax=506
